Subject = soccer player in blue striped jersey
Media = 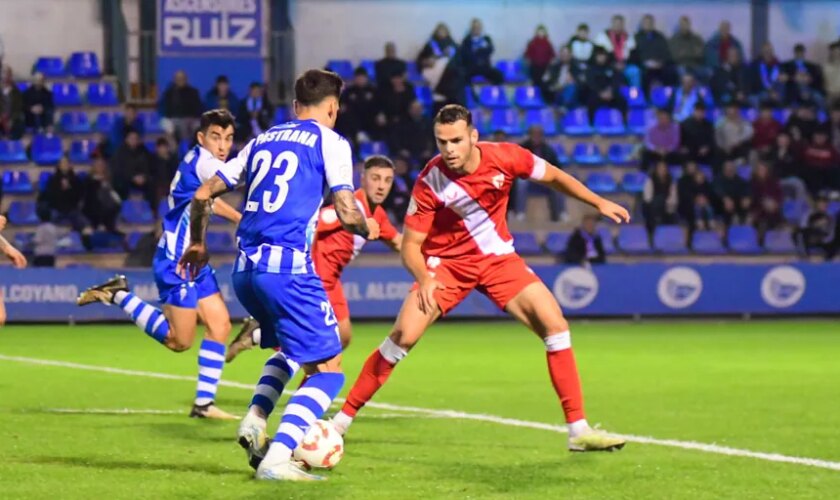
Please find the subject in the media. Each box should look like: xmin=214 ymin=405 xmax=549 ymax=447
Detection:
xmin=77 ymin=109 xmax=253 ymax=419
xmin=179 ymin=69 xmax=378 ymax=481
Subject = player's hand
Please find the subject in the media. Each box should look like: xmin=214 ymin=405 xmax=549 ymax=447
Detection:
xmin=0 ymin=215 xmax=7 ymax=231
xmin=3 ymin=245 xmax=27 ymax=269
xmin=417 ymin=277 xmax=444 ymax=315
xmin=177 ymin=244 xmax=209 ymax=280
xmin=596 ymin=199 xmax=630 ymax=224
xmin=365 ymin=217 xmax=381 ymax=241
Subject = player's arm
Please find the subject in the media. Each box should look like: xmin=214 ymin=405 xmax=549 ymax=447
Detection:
xmin=333 ymin=190 xmax=377 ymax=240
xmin=401 ymin=228 xmax=440 ymax=315
xmin=384 ymin=233 xmax=403 ymax=252
xmin=535 ymin=164 xmax=630 ymax=224
xmin=211 ymin=197 xmax=242 ymax=224
xmin=323 ymin=133 xmax=376 ymax=239
xmin=0 ymin=234 xmax=27 ymax=269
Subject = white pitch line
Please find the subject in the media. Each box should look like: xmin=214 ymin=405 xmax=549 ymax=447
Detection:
xmin=2 ymin=353 xmax=839 ymax=472
xmin=45 ymin=408 xmax=186 ymax=415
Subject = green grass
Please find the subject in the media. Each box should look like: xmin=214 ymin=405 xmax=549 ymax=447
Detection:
xmin=1 ymin=320 xmax=839 ymax=499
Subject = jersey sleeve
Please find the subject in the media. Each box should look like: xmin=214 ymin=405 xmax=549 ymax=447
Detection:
xmin=375 ymin=208 xmax=399 ymax=241
xmin=321 ymin=131 xmax=355 ymax=193
xmin=215 ymin=139 xmax=253 ymax=188
xmin=403 ymin=178 xmax=441 ymax=234
xmin=506 ymin=143 xmax=547 ymax=181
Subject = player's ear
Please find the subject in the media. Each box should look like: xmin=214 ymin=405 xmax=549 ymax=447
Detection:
xmin=292 ymin=100 xmax=301 ymax=118
xmin=470 ymin=126 xmax=479 ymax=144
xmin=196 ymin=130 xmax=205 ymax=147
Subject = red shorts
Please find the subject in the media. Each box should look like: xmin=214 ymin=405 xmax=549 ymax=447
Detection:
xmin=412 ymin=253 xmax=541 ymax=315
xmin=322 ymin=279 xmax=350 ymax=322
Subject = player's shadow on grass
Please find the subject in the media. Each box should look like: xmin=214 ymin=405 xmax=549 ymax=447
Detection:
xmin=148 ymin=422 xmax=238 ymax=444
xmin=23 ymin=456 xmax=243 ymax=477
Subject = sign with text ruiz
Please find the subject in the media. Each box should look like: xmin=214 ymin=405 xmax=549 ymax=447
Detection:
xmin=159 ymin=0 xmax=262 ymax=56
xmin=1 ymin=264 xmax=838 ymax=323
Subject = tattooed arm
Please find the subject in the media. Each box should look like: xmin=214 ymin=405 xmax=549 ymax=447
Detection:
xmin=178 ymin=175 xmax=232 ymax=279
xmin=332 ymin=190 xmax=378 ymax=240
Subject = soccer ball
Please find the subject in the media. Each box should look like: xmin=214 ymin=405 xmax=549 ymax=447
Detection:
xmin=293 ymin=419 xmax=344 ymax=469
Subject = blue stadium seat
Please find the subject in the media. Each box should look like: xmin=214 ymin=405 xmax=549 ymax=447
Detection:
xmin=552 ymin=143 xmax=569 ymax=165
xmin=120 ymin=199 xmax=154 ymax=224
xmin=621 ymin=172 xmax=647 ymax=193
xmin=464 ymin=89 xmax=477 ymax=109
xmin=772 ymin=109 xmax=791 ymax=124
xmin=495 ymin=60 xmax=527 ymax=83
xmin=572 ymin=143 xmax=604 ymax=166
xmin=34 ymin=56 xmax=66 ymax=77
xmin=829 ymin=201 xmax=840 ymax=217
xmin=138 ymin=111 xmax=164 ymax=134
xmin=8 ymin=201 xmax=39 ymax=225
xmin=57 ymin=232 xmax=86 ymax=255
xmin=86 ymin=82 xmax=118 ymax=106
xmin=782 ymin=199 xmax=808 ymax=225
xmin=585 ymin=172 xmax=617 ymax=193
xmin=59 ymin=111 xmax=92 ymax=134
xmin=0 ymin=140 xmax=29 ymax=164
xmin=14 ymin=232 xmax=33 ymax=250
xmin=364 ymin=240 xmax=391 ymax=254
xmin=544 ymin=231 xmax=572 ymax=254
xmin=207 ymin=231 xmax=236 ymax=254
xmin=628 ymin=108 xmax=654 ymax=136
xmin=415 ymin=86 xmax=433 ymax=108
xmin=763 ymin=229 xmax=796 ymax=254
xmin=126 ymin=231 xmax=146 ymax=251
xmin=326 ymin=60 xmax=354 ymax=80
xmin=69 ymin=140 xmax=96 ymax=164
xmin=359 ymin=59 xmax=376 ymax=80
xmin=489 ymin=109 xmax=523 ymax=135
xmin=179 ymin=139 xmax=192 ymax=157
xmin=617 ymin=225 xmax=652 ymax=254
xmin=406 ymin=61 xmax=424 ymax=83
xmin=17 ymin=81 xmax=30 ymax=93
xmin=38 ymin=172 xmax=52 ymax=191
xmin=562 ymin=108 xmax=593 ymax=136
xmin=523 ymin=108 xmax=557 ymax=136
xmin=31 ymin=134 xmax=64 ymax=165
xmin=607 ymin=143 xmax=637 ymax=166
xmin=653 ymin=225 xmax=688 ymax=254
xmin=273 ymin=106 xmax=290 ymax=125
xmin=593 ymin=108 xmax=626 ymax=136
xmin=621 ymin=86 xmax=647 ymax=108
xmin=513 ymin=86 xmax=545 ymax=109
xmin=52 ymin=83 xmax=82 ymax=107
xmin=90 ymin=231 xmax=125 ymax=254
xmin=741 ymin=107 xmax=758 ymax=122
xmin=598 ymin=227 xmax=616 ymax=254
xmin=478 ymin=86 xmax=510 ymax=108
xmin=728 ymin=225 xmax=763 ymax=254
xmin=471 ymin=108 xmax=491 ymax=135
xmin=650 ymin=86 xmax=673 ymax=108
xmin=157 ymin=199 xmax=170 ymax=219
xmin=96 ymin=111 xmax=119 ymax=133
xmin=359 ymin=141 xmax=389 ymax=158
xmin=512 ymin=232 xmax=541 ymax=256
xmin=691 ymin=230 xmax=726 ymax=255
xmin=737 ymin=164 xmax=752 ymax=180
xmin=2 ymin=171 xmax=33 ymax=194
xmin=67 ymin=52 xmax=102 ymax=78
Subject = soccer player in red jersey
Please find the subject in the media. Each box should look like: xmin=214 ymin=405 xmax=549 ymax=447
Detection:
xmin=332 ymin=105 xmax=630 ymax=451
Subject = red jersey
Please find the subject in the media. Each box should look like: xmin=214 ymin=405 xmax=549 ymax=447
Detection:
xmin=312 ymin=189 xmax=399 ymax=284
xmin=404 ymin=142 xmax=546 ymax=258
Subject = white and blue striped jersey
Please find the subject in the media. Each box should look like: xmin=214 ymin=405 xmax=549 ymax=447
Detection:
xmin=215 ymin=119 xmax=355 ymax=274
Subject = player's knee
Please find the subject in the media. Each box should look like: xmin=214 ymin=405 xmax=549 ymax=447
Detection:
xmin=167 ymin=339 xmax=192 ymax=352
xmin=207 ymin=318 xmax=232 ymax=342
xmin=543 ymin=317 xmax=570 ymax=337
xmin=388 ymin=327 xmax=417 ymax=352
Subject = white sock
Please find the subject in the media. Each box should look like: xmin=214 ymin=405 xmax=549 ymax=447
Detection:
xmin=251 ymin=327 xmax=261 ymax=345
xmin=262 ymin=442 xmax=293 ymax=465
xmin=332 ymin=410 xmax=353 ymax=433
xmin=113 ymin=290 xmax=129 ymax=305
xmin=568 ymin=419 xmax=590 ymax=437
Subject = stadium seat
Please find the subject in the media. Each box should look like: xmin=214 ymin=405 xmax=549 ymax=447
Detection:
xmin=512 ymin=232 xmax=541 ymax=256
xmin=470 ymin=108 xmax=491 ymax=135
xmin=489 ymin=109 xmax=523 ymax=136
xmin=31 ymin=134 xmax=64 ymax=165
xmin=138 ymin=111 xmax=164 ymax=134
xmin=69 ymin=140 xmax=96 ymax=164
xmin=59 ymin=111 xmax=92 ymax=134
xmin=14 ymin=232 xmax=34 ymax=250
xmin=621 ymin=86 xmax=647 ymax=108
xmin=95 ymin=111 xmax=119 ymax=133
xmin=120 ymin=199 xmax=154 ymax=224
xmin=359 ymin=141 xmax=389 ymax=158
xmin=0 ymin=140 xmax=29 ymax=164
xmin=523 ymin=108 xmax=558 ymax=136
xmin=406 ymin=61 xmax=424 ymax=83
xmin=607 ymin=143 xmax=637 ymax=166
xmin=495 ymin=59 xmax=527 ymax=83
xmin=691 ymin=230 xmax=726 ymax=255
xmin=829 ymin=201 xmax=840 ymax=216
xmin=17 ymin=81 xmax=30 ymax=93
xmin=326 ymin=59 xmax=354 ymax=80
xmin=653 ymin=225 xmax=688 ymax=254
xmin=359 ymin=59 xmax=376 ymax=80
xmin=57 ymin=232 xmax=86 ymax=255
xmin=763 ymin=229 xmax=796 ymax=254
xmin=34 ymin=56 xmax=66 ymax=77
xmin=617 ymin=225 xmax=652 ymax=254
xmin=513 ymin=86 xmax=545 ymax=109
xmin=273 ymin=106 xmax=290 ymax=125
xmin=772 ymin=108 xmax=791 ymax=124
xmin=415 ymin=86 xmax=433 ymax=108
xmin=737 ymin=164 xmax=752 ymax=180
xmin=544 ymin=231 xmax=572 ymax=254
xmin=179 ymin=139 xmax=192 ymax=157
xmin=628 ymin=108 xmax=654 ymax=136
xmin=90 ymin=231 xmax=125 ymax=254
xmin=649 ymin=86 xmax=673 ymax=108
xmin=207 ymin=231 xmax=236 ymax=254
xmin=464 ymin=89 xmax=477 ymax=109
xmin=741 ymin=107 xmax=758 ymax=122
xmin=727 ymin=225 xmax=763 ymax=254
xmin=561 ymin=108 xmax=593 ymax=136
xmin=572 ymin=143 xmax=604 ymax=166
xmin=598 ymin=227 xmax=616 ymax=254
xmin=2 ymin=171 xmax=33 ymax=194
xmin=621 ymin=172 xmax=647 ymax=193
xmin=67 ymin=51 xmax=102 ymax=78
xmin=86 ymin=82 xmax=118 ymax=106
xmin=593 ymin=108 xmax=626 ymax=136
xmin=478 ymin=86 xmax=510 ymax=108
xmin=8 ymin=201 xmax=39 ymax=225
xmin=585 ymin=172 xmax=617 ymax=193
xmin=38 ymin=172 xmax=52 ymax=191
xmin=52 ymin=83 xmax=82 ymax=107
xmin=552 ymin=143 xmax=569 ymax=165
xmin=782 ymin=199 xmax=808 ymax=225
xmin=126 ymin=231 xmax=146 ymax=251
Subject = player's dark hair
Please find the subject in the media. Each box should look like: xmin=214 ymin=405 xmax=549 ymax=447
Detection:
xmin=198 ymin=109 xmax=235 ymax=134
xmin=295 ymin=69 xmax=344 ymax=106
xmin=364 ymin=155 xmax=394 ymax=170
xmin=434 ymin=104 xmax=472 ymax=127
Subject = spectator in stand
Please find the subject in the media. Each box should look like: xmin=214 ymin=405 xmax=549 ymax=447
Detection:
xmin=111 ymin=129 xmax=155 ymax=208
xmin=82 ymin=157 xmax=122 ymax=234
xmin=799 ymin=126 xmax=840 ymax=196
xmin=785 ymin=102 xmax=819 ymax=144
xmin=824 ymin=42 xmax=840 ymax=105
xmin=633 ymin=14 xmax=675 ymax=94
xmin=642 ymin=108 xmax=681 ymax=170
xmin=124 ymin=225 xmax=161 ymax=268
xmin=524 ymin=25 xmax=555 ymax=85
xmin=677 ymin=161 xmax=716 ymax=231
xmin=490 ymin=130 xmax=507 ymax=143
xmin=704 ymin=20 xmax=744 ymax=68
xmin=418 ymin=23 xmax=466 ymax=113
xmin=585 ymin=46 xmax=628 ymax=124
xmin=783 ymin=44 xmax=824 ymax=94
xmin=375 ymin=42 xmax=407 ymax=91
xmin=516 ymin=125 xmax=564 ymax=222
xmin=337 ymin=67 xmax=380 ymax=142
xmin=710 ymin=46 xmax=749 ymax=106
xmin=670 ymin=73 xmax=710 ymax=122
xmin=750 ymin=161 xmax=783 ymax=236
xmin=110 ymin=104 xmax=144 ymax=156
xmin=40 ymin=155 xmax=87 ymax=234
xmin=795 ymin=195 xmax=837 ymax=259
xmin=764 ymin=131 xmax=809 ymax=204
xmin=159 ymin=70 xmax=203 ymax=142
xmin=22 ymin=72 xmax=53 ymax=132
xmin=713 ymin=160 xmax=751 ymax=226
xmin=151 ymin=137 xmax=179 ymax=198
xmin=829 ymin=103 xmax=840 ymax=152
xmin=388 ymin=100 xmax=434 ymax=163
xmin=568 ymin=24 xmax=595 ymax=67
xmin=541 ymin=46 xmax=580 ymax=110
xmin=382 ymin=155 xmax=415 ymax=224
xmin=564 ymin=214 xmax=606 ymax=265
xmin=237 ymin=82 xmax=274 ymax=141
xmin=785 ymin=68 xmax=826 ymax=109
xmin=642 ymin=161 xmax=678 ymax=233
xmin=752 ymin=103 xmax=783 ymax=155
xmin=32 ymin=207 xmax=58 ymax=268
xmin=716 ymin=102 xmax=754 ymax=164
xmin=204 ymin=75 xmax=240 ymax=115
xmin=461 ymin=18 xmax=503 ymax=85
xmin=749 ymin=42 xmax=786 ymax=105
xmin=679 ymin=102 xmax=715 ymax=165
xmin=418 ymin=23 xmax=458 ymax=64
xmin=595 ymin=15 xmax=636 ymax=65
xmin=669 ymin=16 xmax=706 ymax=80
xmin=0 ymin=66 xmax=24 ymax=139
xmin=378 ymin=70 xmax=416 ymax=126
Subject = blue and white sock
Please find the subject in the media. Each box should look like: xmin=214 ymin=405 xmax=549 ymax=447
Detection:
xmin=195 ymin=339 xmax=226 ymax=406
xmin=113 ymin=290 xmax=169 ymax=344
xmin=250 ymin=351 xmax=300 ymax=417
xmin=272 ymin=373 xmax=345 ymax=459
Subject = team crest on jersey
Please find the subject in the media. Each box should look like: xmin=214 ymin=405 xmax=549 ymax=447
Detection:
xmin=491 ymin=173 xmax=505 ymax=189
xmin=407 ymin=196 xmax=418 ymax=215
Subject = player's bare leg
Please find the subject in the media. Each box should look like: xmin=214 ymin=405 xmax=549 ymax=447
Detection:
xmin=333 ymin=289 xmax=440 ymax=435
xmin=0 ymin=290 xmax=6 ymax=327
xmin=190 ymin=294 xmax=237 ymax=420
xmin=505 ymin=282 xmax=625 ymax=452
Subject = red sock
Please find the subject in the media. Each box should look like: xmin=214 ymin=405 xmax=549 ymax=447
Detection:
xmin=545 ymin=333 xmax=585 ymax=424
xmin=341 ymin=348 xmax=397 ymax=417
